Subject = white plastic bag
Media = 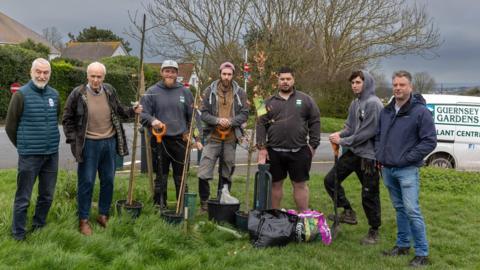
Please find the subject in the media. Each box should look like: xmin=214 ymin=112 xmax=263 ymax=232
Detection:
xmin=220 ymin=184 xmax=239 ymax=204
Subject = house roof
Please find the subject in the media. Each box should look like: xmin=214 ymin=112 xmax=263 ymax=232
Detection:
xmin=0 ymin=11 xmax=60 ymax=54
xmin=62 ymin=41 xmax=127 ymax=62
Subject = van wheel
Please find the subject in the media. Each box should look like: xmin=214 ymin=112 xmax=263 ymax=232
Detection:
xmin=428 ymin=154 xmax=454 ymax=169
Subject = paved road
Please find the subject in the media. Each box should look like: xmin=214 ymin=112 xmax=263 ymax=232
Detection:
xmin=0 ymin=124 xmax=335 ymax=174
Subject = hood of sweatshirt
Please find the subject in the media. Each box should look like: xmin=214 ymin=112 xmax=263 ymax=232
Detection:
xmin=358 ymin=70 xmax=376 ymax=100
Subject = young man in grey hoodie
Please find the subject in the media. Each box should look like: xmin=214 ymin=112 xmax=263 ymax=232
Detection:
xmin=324 ymin=70 xmax=384 ymax=245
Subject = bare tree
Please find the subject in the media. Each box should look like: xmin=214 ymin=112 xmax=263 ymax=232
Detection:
xmin=144 ymin=0 xmax=251 ymax=81
xmin=413 ymin=71 xmax=436 ymax=94
xmin=138 ymin=0 xmax=441 ymax=95
xmin=371 ymin=71 xmax=391 ymax=99
xmin=42 ymin=26 xmax=64 ymax=50
xmin=309 ymin=0 xmax=441 ymax=81
xmin=244 ymin=0 xmax=441 ymax=87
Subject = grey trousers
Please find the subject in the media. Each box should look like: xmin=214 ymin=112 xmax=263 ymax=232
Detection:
xmin=197 ymin=140 xmax=236 ymax=180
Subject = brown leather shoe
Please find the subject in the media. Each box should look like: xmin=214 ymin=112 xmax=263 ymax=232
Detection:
xmin=79 ymin=219 xmax=92 ymax=236
xmin=96 ymin=215 xmax=109 ymax=228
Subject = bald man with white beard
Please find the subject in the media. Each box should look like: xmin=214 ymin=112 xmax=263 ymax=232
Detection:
xmin=62 ymin=62 xmax=142 ymax=236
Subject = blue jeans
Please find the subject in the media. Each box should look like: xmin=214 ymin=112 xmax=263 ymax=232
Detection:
xmin=77 ymin=137 xmax=116 ymax=220
xmin=382 ymin=166 xmax=429 ymax=256
xmin=12 ymin=153 xmax=59 ymax=240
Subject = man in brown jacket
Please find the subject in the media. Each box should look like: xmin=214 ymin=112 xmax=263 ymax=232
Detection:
xmin=62 ymin=62 xmax=142 ymax=235
xmin=197 ymin=62 xmax=249 ymax=211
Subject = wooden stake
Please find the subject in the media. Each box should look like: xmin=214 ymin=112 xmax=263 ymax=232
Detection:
xmin=127 ymin=14 xmax=146 ymax=205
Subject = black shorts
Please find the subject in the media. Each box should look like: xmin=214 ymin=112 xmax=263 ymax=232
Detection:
xmin=267 ymin=146 xmax=313 ymax=182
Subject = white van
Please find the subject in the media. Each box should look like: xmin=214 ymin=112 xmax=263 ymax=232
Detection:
xmin=424 ymin=94 xmax=480 ymax=171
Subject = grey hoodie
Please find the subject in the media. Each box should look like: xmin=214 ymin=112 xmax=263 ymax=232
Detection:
xmin=339 ymin=70 xmax=383 ymax=159
xmin=140 ymin=81 xmax=194 ymax=136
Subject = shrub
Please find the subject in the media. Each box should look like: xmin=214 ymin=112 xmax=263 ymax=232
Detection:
xmin=0 ymin=45 xmax=41 ymax=118
xmin=313 ymin=82 xmax=353 ymax=119
xmin=0 ymin=48 xmax=156 ymax=120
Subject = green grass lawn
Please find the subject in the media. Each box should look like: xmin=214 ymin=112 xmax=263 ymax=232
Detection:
xmin=0 ymin=167 xmax=479 ymax=269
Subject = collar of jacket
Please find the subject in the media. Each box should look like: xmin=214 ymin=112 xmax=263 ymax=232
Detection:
xmin=79 ymin=83 xmax=114 ymax=96
xmin=27 ymin=80 xmax=48 ymax=94
xmin=208 ymin=79 xmax=243 ymax=106
xmin=385 ymin=94 xmax=414 ymax=116
xmin=273 ymin=87 xmax=297 ymax=100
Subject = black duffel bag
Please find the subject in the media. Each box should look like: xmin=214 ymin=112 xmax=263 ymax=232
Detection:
xmin=248 ymin=209 xmax=298 ymax=248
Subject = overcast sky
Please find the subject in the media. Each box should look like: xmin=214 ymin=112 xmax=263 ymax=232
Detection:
xmin=2 ymin=0 xmax=479 ymax=84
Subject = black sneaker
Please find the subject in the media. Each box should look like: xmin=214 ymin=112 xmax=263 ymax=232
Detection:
xmin=409 ymin=256 xmax=429 ymax=267
xmin=328 ymin=209 xmax=358 ymax=225
xmin=382 ymin=246 xmax=410 ymax=256
xmin=360 ymin=228 xmax=379 ymax=245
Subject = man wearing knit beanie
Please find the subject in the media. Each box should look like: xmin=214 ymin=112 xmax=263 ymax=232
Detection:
xmin=197 ymin=62 xmax=249 ymax=211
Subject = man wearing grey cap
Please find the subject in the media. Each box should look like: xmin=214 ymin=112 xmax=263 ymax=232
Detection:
xmin=197 ymin=62 xmax=249 ymax=212
xmin=141 ymin=60 xmax=194 ymax=208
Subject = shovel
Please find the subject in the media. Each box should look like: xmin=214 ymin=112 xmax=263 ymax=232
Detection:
xmin=330 ymin=142 xmax=341 ymax=240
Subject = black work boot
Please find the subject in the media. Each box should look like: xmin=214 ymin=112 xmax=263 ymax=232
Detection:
xmin=154 ymin=174 xmax=168 ymax=209
xmin=382 ymin=246 xmax=410 ymax=256
xmin=200 ymin=200 xmax=208 ymax=213
xmin=153 ymin=191 xmax=167 ymax=209
xmin=198 ymin=178 xmax=210 ymax=201
xmin=328 ymin=209 xmax=358 ymax=225
xmin=153 ymin=191 xmax=161 ymax=206
xmin=360 ymin=227 xmax=379 ymax=245
xmin=409 ymin=256 xmax=429 ymax=267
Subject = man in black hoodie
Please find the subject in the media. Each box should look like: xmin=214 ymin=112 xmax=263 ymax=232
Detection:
xmin=324 ymin=70 xmax=383 ymax=245
xmin=141 ymin=60 xmax=194 ymax=208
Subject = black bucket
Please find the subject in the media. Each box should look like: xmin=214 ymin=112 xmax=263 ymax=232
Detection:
xmin=207 ymin=199 xmax=240 ymax=226
xmin=235 ymin=210 xmax=249 ymax=231
xmin=116 ymin=199 xmax=143 ymax=219
xmin=161 ymin=210 xmax=183 ymax=225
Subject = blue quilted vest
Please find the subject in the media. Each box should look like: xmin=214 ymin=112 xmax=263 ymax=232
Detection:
xmin=16 ymin=81 xmax=60 ymax=155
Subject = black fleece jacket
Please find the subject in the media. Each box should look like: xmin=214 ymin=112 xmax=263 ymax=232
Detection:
xmin=256 ymin=89 xmax=321 ymax=150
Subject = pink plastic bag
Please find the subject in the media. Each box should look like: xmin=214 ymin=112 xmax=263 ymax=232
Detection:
xmin=287 ymin=209 xmax=332 ymax=245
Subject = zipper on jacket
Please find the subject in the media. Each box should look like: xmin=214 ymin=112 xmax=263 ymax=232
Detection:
xmin=80 ymin=91 xmax=88 ymax=157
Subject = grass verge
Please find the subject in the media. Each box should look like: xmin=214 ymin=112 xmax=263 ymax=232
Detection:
xmin=0 ymin=167 xmax=478 ymax=269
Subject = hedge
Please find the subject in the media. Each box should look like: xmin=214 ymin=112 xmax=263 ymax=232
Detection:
xmin=1 ymin=45 xmax=349 ymax=120
xmin=0 ymin=45 xmax=42 ymax=119
xmin=0 ymin=47 xmax=160 ymax=120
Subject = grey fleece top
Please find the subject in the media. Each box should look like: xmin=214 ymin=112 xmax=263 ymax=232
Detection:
xmin=140 ymin=81 xmax=193 ymax=136
xmin=339 ymin=70 xmax=383 ymax=159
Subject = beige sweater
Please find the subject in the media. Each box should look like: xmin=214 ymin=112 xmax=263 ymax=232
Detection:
xmin=85 ymin=89 xmax=116 ymax=139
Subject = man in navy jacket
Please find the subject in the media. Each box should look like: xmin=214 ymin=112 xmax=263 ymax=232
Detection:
xmin=6 ymin=58 xmax=60 ymax=241
xmin=375 ymin=70 xmax=437 ymax=267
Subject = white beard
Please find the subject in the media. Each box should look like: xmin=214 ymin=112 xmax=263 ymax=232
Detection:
xmin=32 ymin=79 xmax=48 ymax=89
